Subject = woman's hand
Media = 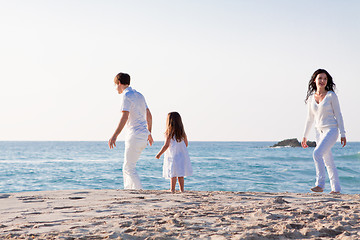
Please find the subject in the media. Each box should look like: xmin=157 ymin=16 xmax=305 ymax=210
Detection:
xmin=341 ymin=137 xmax=347 ymax=147
xmin=155 ymin=153 xmax=161 ymax=159
xmin=301 ymin=137 xmax=308 ymax=149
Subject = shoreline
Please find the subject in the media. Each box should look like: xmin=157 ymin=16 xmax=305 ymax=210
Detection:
xmin=1 ymin=189 xmax=359 ymax=239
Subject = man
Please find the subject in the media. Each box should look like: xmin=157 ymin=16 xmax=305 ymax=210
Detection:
xmin=109 ymin=72 xmax=153 ymax=189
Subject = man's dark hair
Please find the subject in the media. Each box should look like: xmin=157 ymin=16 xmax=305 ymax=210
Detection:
xmin=115 ymin=72 xmax=130 ymax=85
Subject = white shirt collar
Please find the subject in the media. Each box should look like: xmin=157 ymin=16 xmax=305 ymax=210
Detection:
xmin=123 ymin=86 xmax=132 ymax=93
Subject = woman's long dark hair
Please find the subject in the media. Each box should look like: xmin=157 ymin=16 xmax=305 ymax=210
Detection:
xmin=165 ymin=112 xmax=186 ymax=142
xmin=305 ymin=69 xmax=336 ymax=103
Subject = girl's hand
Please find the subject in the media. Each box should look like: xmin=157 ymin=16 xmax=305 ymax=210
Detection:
xmin=301 ymin=137 xmax=308 ymax=149
xmin=341 ymin=137 xmax=347 ymax=147
xmin=155 ymin=154 xmax=161 ymax=159
xmin=108 ymin=136 xmax=117 ymax=149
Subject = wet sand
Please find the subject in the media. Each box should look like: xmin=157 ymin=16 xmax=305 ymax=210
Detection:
xmin=1 ymin=189 xmax=359 ymax=239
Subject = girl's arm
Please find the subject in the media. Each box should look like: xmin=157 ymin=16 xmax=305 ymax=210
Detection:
xmin=184 ymin=134 xmax=188 ymax=147
xmin=155 ymin=136 xmax=171 ymax=159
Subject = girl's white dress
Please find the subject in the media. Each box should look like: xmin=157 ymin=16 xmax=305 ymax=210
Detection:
xmin=163 ymin=138 xmax=193 ymax=179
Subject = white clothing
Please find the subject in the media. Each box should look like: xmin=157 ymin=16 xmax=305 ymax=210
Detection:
xmin=303 ymin=91 xmax=345 ymax=192
xmin=313 ymin=128 xmax=341 ymax=192
xmin=121 ymin=87 xmax=150 ymax=141
xmin=163 ymin=138 xmax=193 ymax=179
xmin=303 ymin=91 xmax=346 ymax=138
xmin=120 ymin=86 xmax=150 ymax=189
xmin=123 ymin=137 xmax=147 ymax=189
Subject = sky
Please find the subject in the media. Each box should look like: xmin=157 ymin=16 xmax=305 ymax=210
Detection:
xmin=0 ymin=0 xmax=359 ymax=142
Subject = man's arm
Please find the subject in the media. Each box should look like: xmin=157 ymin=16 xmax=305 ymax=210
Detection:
xmin=146 ymin=108 xmax=152 ymax=133
xmin=146 ymin=108 xmax=154 ymax=146
xmin=108 ymin=111 xmax=129 ymax=149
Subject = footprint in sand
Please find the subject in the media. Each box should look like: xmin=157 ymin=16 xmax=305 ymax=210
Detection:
xmin=0 ymin=194 xmax=10 ymax=199
xmin=69 ymin=196 xmax=85 ymax=200
xmin=53 ymin=206 xmax=74 ymax=210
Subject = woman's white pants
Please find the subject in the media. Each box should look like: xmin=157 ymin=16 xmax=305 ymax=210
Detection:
xmin=313 ymin=128 xmax=341 ymax=192
xmin=123 ymin=137 xmax=147 ymax=189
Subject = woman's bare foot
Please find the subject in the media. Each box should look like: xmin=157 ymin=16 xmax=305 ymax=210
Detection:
xmin=329 ymin=191 xmax=340 ymax=194
xmin=310 ymin=186 xmax=324 ymax=192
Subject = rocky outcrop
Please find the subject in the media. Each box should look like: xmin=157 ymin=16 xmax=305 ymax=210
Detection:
xmin=271 ymin=138 xmax=316 ymax=148
xmin=305 ymin=140 xmax=316 ymax=147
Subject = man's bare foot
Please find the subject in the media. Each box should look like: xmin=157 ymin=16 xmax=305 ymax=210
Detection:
xmin=310 ymin=186 xmax=324 ymax=192
xmin=329 ymin=191 xmax=340 ymax=194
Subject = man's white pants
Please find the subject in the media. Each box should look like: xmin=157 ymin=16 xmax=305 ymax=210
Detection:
xmin=123 ymin=137 xmax=147 ymax=189
xmin=313 ymin=127 xmax=341 ymax=192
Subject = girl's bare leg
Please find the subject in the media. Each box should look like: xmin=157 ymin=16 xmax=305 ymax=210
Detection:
xmin=178 ymin=177 xmax=185 ymax=192
xmin=170 ymin=177 xmax=177 ymax=193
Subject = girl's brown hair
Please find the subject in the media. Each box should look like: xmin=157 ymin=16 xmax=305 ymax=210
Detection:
xmin=165 ymin=112 xmax=186 ymax=142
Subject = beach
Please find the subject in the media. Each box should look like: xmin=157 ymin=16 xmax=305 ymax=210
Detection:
xmin=0 ymin=190 xmax=359 ymax=239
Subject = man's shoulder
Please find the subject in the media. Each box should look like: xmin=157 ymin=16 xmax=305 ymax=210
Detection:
xmin=124 ymin=88 xmax=145 ymax=101
xmin=123 ymin=90 xmax=133 ymax=97
xmin=124 ymin=87 xmax=136 ymax=97
xmin=131 ymin=88 xmax=145 ymax=98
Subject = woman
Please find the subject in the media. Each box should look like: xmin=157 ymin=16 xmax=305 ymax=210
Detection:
xmin=302 ymin=69 xmax=346 ymax=194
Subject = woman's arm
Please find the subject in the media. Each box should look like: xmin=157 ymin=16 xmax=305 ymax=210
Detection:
xmin=155 ymin=136 xmax=171 ymax=159
xmin=331 ymin=93 xmax=346 ymax=147
xmin=303 ymin=98 xmax=314 ymax=143
xmin=331 ymin=93 xmax=346 ymax=137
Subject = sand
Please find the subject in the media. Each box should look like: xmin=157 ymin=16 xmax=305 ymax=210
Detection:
xmin=0 ymin=189 xmax=359 ymax=239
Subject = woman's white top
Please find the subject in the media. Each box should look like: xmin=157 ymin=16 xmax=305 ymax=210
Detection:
xmin=163 ymin=138 xmax=193 ymax=179
xmin=303 ymin=91 xmax=346 ymax=138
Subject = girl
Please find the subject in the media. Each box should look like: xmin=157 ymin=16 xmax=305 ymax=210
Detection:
xmin=156 ymin=112 xmax=193 ymax=193
xmin=302 ymin=69 xmax=346 ymax=194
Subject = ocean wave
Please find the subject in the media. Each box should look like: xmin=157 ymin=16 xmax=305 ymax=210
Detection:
xmin=1 ymin=141 xmax=360 ymax=194
xmin=341 ymin=152 xmax=360 ymax=160
xmin=269 ymin=146 xmax=293 ymax=149
xmin=0 ymin=159 xmax=118 ymax=164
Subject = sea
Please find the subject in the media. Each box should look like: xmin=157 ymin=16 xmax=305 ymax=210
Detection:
xmin=0 ymin=141 xmax=359 ymax=194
